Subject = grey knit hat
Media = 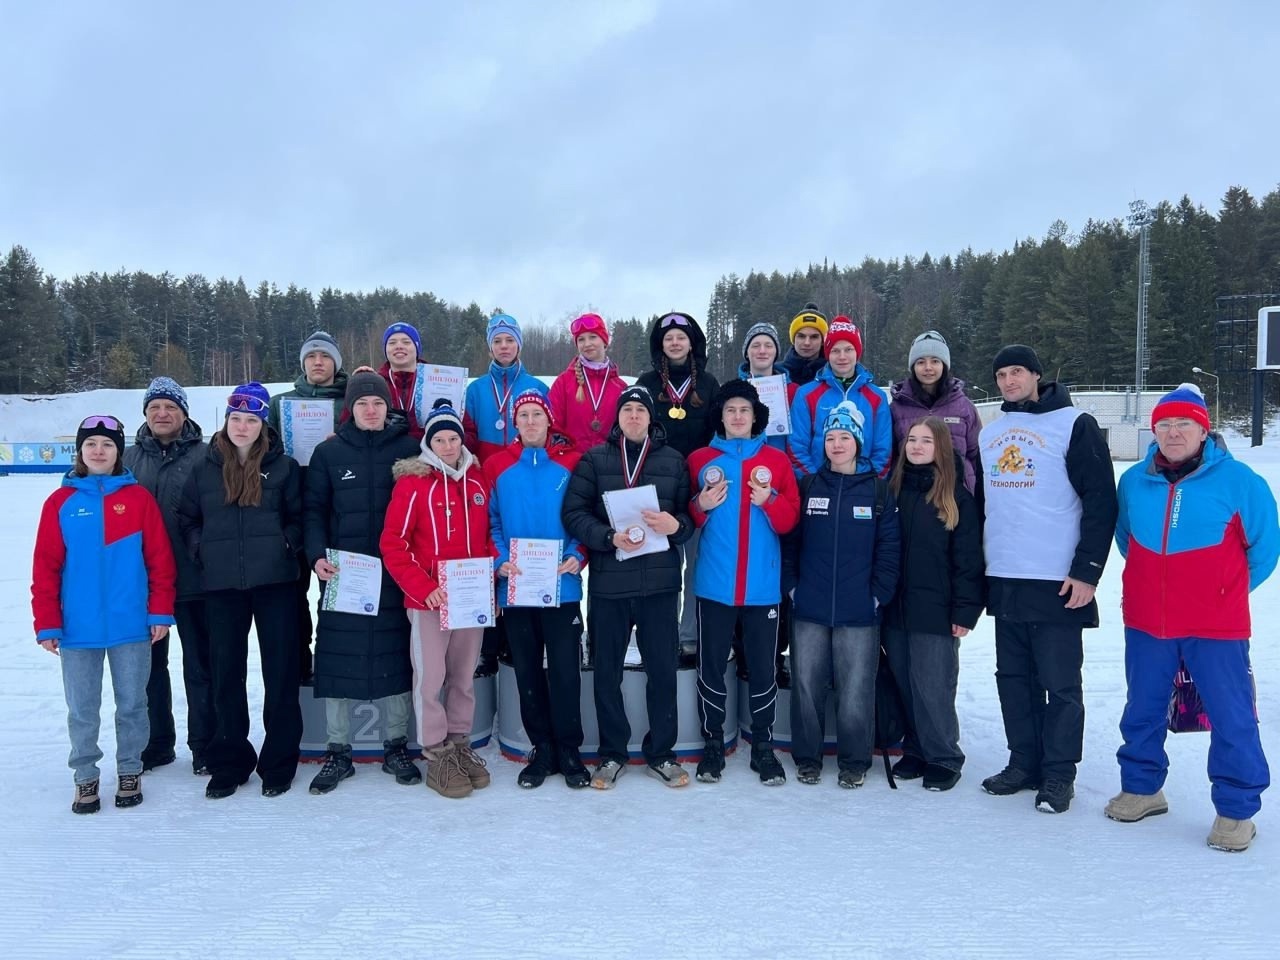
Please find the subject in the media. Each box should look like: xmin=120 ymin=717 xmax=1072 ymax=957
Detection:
xmin=741 ymin=322 xmax=781 ymax=362
xmin=908 ymin=330 xmax=951 ymax=372
xmin=299 ymin=330 xmax=343 ymax=373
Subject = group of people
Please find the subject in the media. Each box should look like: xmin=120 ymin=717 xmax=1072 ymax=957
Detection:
xmin=31 ymin=303 xmax=1276 ymax=852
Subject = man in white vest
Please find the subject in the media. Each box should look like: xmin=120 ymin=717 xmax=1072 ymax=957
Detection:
xmin=978 ymin=344 xmax=1117 ymax=814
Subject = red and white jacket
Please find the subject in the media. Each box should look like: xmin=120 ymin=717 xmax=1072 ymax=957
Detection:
xmin=380 ymin=450 xmax=494 ymax=609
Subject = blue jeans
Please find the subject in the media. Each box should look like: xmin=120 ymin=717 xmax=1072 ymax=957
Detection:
xmin=790 ymin=620 xmax=878 ymax=772
xmin=60 ymin=640 xmax=152 ymax=783
xmin=1118 ymin=627 xmax=1270 ymax=819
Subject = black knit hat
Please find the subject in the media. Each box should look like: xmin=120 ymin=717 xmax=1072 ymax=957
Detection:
xmin=616 ymin=384 xmax=656 ymax=421
xmin=992 ymin=344 xmax=1043 ymax=380
xmin=711 ymin=380 xmax=769 ymax=438
xmin=345 ymin=371 xmax=392 ymax=418
xmin=422 ymin=398 xmax=465 ymax=447
xmin=76 ymin=414 xmax=127 ymax=454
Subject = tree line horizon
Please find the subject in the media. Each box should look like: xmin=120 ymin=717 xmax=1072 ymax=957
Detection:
xmin=2 ymin=183 xmax=1278 ymax=411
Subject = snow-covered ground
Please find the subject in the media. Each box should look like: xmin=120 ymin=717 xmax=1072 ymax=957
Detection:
xmin=2 ymin=390 xmax=1279 ymax=959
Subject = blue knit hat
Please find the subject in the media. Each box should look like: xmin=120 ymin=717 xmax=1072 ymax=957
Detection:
xmin=142 ymin=376 xmax=189 ymax=416
xmin=382 ymin=322 xmax=422 ymax=360
xmin=1151 ymin=382 xmax=1210 ymax=432
xmin=486 ymin=313 xmax=523 ymax=351
xmin=822 ymin=400 xmax=865 ymax=450
xmin=227 ymin=381 xmax=271 ymax=421
xmin=422 ymin=398 xmax=465 ymax=449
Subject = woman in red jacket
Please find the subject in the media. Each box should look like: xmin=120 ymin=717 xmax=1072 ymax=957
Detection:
xmin=381 ymin=399 xmax=495 ymax=800
xmin=548 ymin=313 xmax=627 ymax=451
xmin=32 ymin=415 xmax=176 ymax=814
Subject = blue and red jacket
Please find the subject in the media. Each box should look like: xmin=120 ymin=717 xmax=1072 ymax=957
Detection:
xmin=790 ymin=362 xmax=891 ymax=476
xmin=1115 ymin=436 xmax=1280 ymax=640
xmin=483 ymin=433 xmax=588 ymax=607
xmin=688 ymin=435 xmax=800 ymax=607
xmin=32 ymin=471 xmax=176 ymax=649
xmin=463 ymin=362 xmax=548 ymax=463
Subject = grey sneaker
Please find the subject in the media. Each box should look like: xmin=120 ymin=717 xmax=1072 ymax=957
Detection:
xmin=646 ymin=760 xmax=690 ymax=788
xmin=1104 ymin=789 xmax=1168 ymax=823
xmin=590 ymin=759 xmax=627 ymax=790
xmin=838 ymin=768 xmax=866 ymax=790
xmin=796 ymin=760 xmax=822 ymax=785
xmin=1207 ymin=815 xmax=1256 ymax=852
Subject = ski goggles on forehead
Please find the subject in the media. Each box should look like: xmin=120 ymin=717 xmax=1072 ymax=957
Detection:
xmin=227 ymin=393 xmax=269 ymax=415
xmin=570 ymin=315 xmax=605 ymax=337
xmin=79 ymin=415 xmax=122 ymax=431
xmin=659 ymin=313 xmax=690 ymax=329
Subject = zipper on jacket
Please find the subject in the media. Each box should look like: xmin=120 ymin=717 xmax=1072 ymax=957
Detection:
xmin=1159 ymin=482 xmax=1175 ymax=638
xmin=830 ymin=476 xmax=842 ymax=624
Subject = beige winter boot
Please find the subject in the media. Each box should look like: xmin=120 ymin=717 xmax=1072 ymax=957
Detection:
xmin=424 ymin=742 xmax=473 ymax=799
xmin=1104 ymin=789 xmax=1168 ymax=823
xmin=1207 ymin=815 xmax=1256 ymax=852
xmin=448 ymin=734 xmax=491 ymax=790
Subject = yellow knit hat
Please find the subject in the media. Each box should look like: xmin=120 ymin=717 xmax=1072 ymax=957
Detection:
xmin=788 ymin=302 xmax=828 ymax=343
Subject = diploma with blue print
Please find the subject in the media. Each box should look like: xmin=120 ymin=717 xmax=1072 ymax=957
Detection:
xmin=320 ymin=550 xmax=381 ymax=617
xmin=749 ymin=374 xmax=791 ymax=436
xmin=279 ymin=398 xmax=334 ymax=466
xmin=506 ymin=538 xmax=563 ymax=608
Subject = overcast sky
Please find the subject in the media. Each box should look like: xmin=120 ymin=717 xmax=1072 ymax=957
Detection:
xmin=2 ymin=1 xmax=1277 ymax=328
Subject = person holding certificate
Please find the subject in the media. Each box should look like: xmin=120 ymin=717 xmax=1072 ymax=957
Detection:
xmin=267 ymin=330 xmax=350 ymax=686
xmin=562 ymin=385 xmax=694 ymax=790
xmin=687 ymin=381 xmax=800 ymax=786
xmin=303 ymin=372 xmax=422 ymax=795
xmin=484 ymin=391 xmax=591 ymax=789
xmin=548 ymin=313 xmax=627 ymax=453
xmin=736 ymin=322 xmax=799 ymax=454
xmin=381 ymin=399 xmax=495 ymax=800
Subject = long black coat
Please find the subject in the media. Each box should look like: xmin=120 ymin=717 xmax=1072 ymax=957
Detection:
xmin=561 ymin=423 xmax=693 ymax=599
xmin=883 ymin=462 xmax=985 ymax=636
xmin=177 ymin=431 xmax=303 ymax=593
xmin=122 ymin=419 xmax=208 ymax=601
xmin=303 ymin=420 xmax=420 ymax=701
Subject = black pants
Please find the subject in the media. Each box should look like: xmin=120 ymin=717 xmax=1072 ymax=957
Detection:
xmin=589 ymin=593 xmax=679 ymax=766
xmin=994 ymin=620 xmax=1085 ymax=782
xmin=174 ymin=598 xmax=216 ymax=766
xmin=294 ymin=555 xmax=314 ymax=680
xmin=505 ymin=603 xmax=584 ymax=750
xmin=696 ymin=598 xmax=779 ymax=741
xmin=144 ymin=633 xmax=175 ymax=758
xmin=205 ymin=582 xmax=303 ymax=787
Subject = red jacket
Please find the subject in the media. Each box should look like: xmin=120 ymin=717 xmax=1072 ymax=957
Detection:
xmin=380 ymin=455 xmax=494 ymax=609
xmin=547 ymin=357 xmax=627 ymax=452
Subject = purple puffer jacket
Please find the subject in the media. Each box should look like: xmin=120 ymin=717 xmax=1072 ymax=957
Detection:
xmin=889 ymin=377 xmax=982 ymax=493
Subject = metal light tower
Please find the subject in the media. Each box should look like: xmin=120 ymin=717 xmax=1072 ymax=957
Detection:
xmin=1129 ymin=201 xmax=1154 ymax=408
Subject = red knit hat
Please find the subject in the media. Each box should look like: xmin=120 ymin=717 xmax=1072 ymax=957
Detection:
xmin=1151 ymin=383 xmax=1211 ymax=432
xmin=570 ymin=312 xmax=610 ymax=347
xmin=824 ymin=316 xmax=863 ymax=359
xmin=513 ymin=390 xmax=554 ymax=426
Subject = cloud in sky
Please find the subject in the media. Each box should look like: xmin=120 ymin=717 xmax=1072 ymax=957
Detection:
xmin=2 ymin=1 xmax=1277 ymax=327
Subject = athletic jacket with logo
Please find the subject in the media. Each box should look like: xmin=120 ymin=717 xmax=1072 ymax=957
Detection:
xmin=463 ymin=361 xmax=547 ymax=463
xmin=790 ymin=362 xmax=892 ymax=476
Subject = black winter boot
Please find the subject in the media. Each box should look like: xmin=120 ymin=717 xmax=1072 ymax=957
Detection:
xmin=750 ymin=742 xmax=786 ymax=786
xmin=308 ymin=743 xmax=354 ymax=795
xmin=518 ymin=744 xmax=559 ymax=789
xmin=696 ymin=738 xmax=725 ymax=783
xmin=557 ymin=744 xmax=590 ymax=789
xmin=382 ymin=737 xmax=422 ymax=785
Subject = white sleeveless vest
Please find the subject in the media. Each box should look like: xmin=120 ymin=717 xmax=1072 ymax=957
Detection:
xmin=980 ymin=405 xmax=1083 ymax=581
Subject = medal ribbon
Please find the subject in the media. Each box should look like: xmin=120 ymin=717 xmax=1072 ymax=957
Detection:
xmin=620 ymin=435 xmax=651 ymax=489
xmin=581 ymin=360 xmax=608 ymax=421
xmin=665 ymin=375 xmax=692 ymax=406
xmin=491 ymin=370 xmax=515 ymax=426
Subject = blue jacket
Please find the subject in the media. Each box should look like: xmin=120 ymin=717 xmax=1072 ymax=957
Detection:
xmin=687 ymin=435 xmax=800 ymax=606
xmin=484 ymin=434 xmax=587 ymax=607
xmin=463 ymin=362 xmax=547 ymax=462
xmin=782 ymin=467 xmax=900 ymax=627
xmin=790 ymin=362 xmax=891 ymax=476
xmin=1116 ymin=435 xmax=1280 ymax=639
xmin=32 ymin=471 xmax=177 ymax=649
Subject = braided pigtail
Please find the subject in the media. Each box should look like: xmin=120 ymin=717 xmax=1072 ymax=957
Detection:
xmin=575 ymin=357 xmax=585 ymax=403
xmin=690 ymin=361 xmax=703 ymax=407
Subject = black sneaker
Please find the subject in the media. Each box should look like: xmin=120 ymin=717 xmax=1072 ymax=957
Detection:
xmin=206 ymin=776 xmax=241 ymax=800
xmin=696 ymin=738 xmax=725 ymax=783
xmin=518 ymin=744 xmax=558 ymax=789
xmin=922 ymin=763 xmax=961 ymax=792
xmin=262 ymin=780 xmax=292 ymax=798
xmin=141 ymin=749 xmax=176 ymax=772
xmin=981 ymin=765 xmax=1040 ymax=796
xmin=558 ymin=745 xmax=591 ymax=789
xmin=796 ymin=760 xmax=822 ymax=785
xmin=473 ymin=653 xmax=499 ymax=679
xmin=309 ymin=744 xmax=354 ymax=795
xmin=838 ymin=768 xmax=867 ymax=789
xmin=381 ymin=737 xmax=422 ymax=785
xmin=192 ymin=757 xmax=210 ymax=776
xmin=750 ymin=743 xmax=786 ymax=786
xmin=892 ymin=755 xmax=928 ymax=780
xmin=1035 ymin=779 xmax=1074 ymax=814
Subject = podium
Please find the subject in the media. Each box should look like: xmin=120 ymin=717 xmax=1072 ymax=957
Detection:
xmin=498 ymin=660 xmax=739 ymax=763
xmin=299 ymin=675 xmax=497 ymax=760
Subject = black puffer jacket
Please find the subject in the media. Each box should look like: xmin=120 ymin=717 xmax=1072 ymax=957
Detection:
xmin=123 ymin=419 xmax=208 ymax=600
xmin=177 ymin=430 xmax=303 ymax=593
xmin=561 ymin=422 xmax=693 ymax=599
xmin=635 ymin=313 xmax=720 ymax=458
xmin=883 ymin=462 xmax=985 ymax=635
xmin=303 ymin=420 xmax=420 ymax=701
